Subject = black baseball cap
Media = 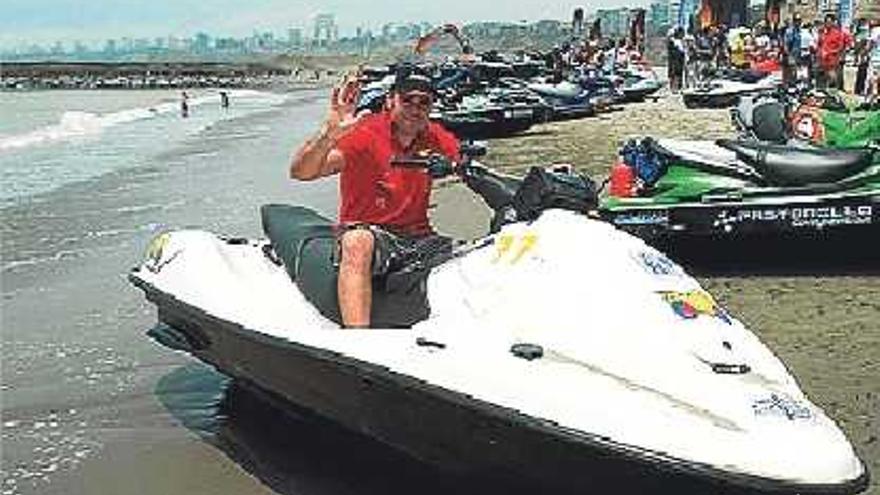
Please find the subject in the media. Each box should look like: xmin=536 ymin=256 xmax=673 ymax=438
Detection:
xmin=393 ymin=73 xmax=435 ymax=96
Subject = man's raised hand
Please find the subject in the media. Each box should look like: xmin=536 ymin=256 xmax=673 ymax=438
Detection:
xmin=326 ymin=68 xmax=363 ymax=136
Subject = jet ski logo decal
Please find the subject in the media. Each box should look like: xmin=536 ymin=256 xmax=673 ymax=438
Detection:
xmin=714 ymin=205 xmax=873 ymax=230
xmin=790 ymin=106 xmax=824 ymax=144
xmin=494 ymin=232 xmax=538 ymax=264
xmin=660 ymin=290 xmax=732 ymax=324
xmin=752 ymin=393 xmax=812 ymax=420
xmin=145 ymin=233 xmax=181 ymax=273
xmin=635 ymin=251 xmax=681 ymax=277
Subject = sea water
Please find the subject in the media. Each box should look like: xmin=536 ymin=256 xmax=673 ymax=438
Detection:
xmin=0 ymin=87 xmax=352 ymax=495
xmin=0 ymin=89 xmax=291 ymax=205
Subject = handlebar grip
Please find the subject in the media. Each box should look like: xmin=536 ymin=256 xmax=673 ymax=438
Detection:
xmin=389 ymin=159 xmax=428 ymax=168
xmin=389 ymin=156 xmax=457 ymax=179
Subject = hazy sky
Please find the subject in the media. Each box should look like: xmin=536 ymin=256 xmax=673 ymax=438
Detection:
xmin=2 ymin=0 xmax=651 ymax=48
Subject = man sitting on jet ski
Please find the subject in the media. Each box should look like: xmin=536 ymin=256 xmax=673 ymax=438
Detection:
xmin=288 ymin=67 xmax=460 ymax=329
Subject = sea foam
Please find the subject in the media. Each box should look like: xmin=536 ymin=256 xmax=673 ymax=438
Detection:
xmin=0 ymin=90 xmax=284 ymax=152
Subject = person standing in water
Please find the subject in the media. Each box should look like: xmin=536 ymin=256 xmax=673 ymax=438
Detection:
xmin=181 ymin=91 xmax=190 ymax=118
xmin=220 ymin=91 xmax=230 ymax=110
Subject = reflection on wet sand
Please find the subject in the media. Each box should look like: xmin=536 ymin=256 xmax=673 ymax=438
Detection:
xmin=156 ymin=363 xmax=550 ymax=495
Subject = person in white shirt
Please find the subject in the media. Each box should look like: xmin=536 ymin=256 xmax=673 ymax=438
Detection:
xmin=869 ymin=22 xmax=880 ymax=97
xmin=800 ymin=24 xmax=817 ymax=82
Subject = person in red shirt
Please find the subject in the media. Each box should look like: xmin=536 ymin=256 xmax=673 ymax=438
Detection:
xmin=289 ymin=68 xmax=459 ymax=328
xmin=817 ymin=13 xmax=851 ymax=89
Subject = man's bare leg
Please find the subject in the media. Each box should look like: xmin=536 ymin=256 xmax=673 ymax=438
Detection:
xmin=338 ymin=229 xmax=374 ymax=328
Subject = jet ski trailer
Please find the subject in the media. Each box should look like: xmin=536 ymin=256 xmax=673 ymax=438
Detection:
xmin=129 ymin=159 xmax=869 ymax=494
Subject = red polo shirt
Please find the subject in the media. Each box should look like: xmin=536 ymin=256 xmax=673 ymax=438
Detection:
xmin=818 ymin=26 xmax=850 ymax=70
xmin=335 ymin=112 xmax=459 ymax=237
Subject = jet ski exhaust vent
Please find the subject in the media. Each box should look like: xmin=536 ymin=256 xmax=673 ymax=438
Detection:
xmin=510 ymin=343 xmax=544 ymax=361
xmin=416 ymin=337 xmax=446 ymax=349
xmin=711 ymin=363 xmax=751 ymax=375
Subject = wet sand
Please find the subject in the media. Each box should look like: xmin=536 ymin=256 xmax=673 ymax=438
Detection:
xmin=432 ymin=93 xmax=879 ymax=494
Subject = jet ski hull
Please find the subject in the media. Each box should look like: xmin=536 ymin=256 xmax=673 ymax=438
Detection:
xmin=683 ymin=77 xmax=780 ymax=109
xmin=603 ymin=194 xmax=880 ymax=239
xmin=131 ymin=272 xmax=869 ymax=495
xmin=621 ymin=85 xmax=662 ymax=103
xmin=547 ymin=103 xmax=595 ymax=121
xmin=438 ymin=115 xmax=535 ymax=140
xmin=683 ymin=91 xmax=744 ymax=109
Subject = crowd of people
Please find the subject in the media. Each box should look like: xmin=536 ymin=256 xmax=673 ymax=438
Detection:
xmin=540 ymin=35 xmax=649 ymax=82
xmin=667 ymin=13 xmax=880 ymax=97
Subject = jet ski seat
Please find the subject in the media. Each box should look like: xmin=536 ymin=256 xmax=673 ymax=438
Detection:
xmin=751 ymin=101 xmax=787 ymax=143
xmin=261 ymin=204 xmax=431 ymax=328
xmin=716 ymin=139 xmax=873 ymax=186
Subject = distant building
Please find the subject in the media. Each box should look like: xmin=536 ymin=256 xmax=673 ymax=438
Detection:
xmin=533 ymin=19 xmax=565 ymax=37
xmin=668 ymin=0 xmax=681 ymax=29
xmin=134 ymin=38 xmax=151 ymax=52
xmin=596 ymin=8 xmax=632 ymax=37
xmin=394 ymin=24 xmax=416 ymax=41
xmin=680 ymin=0 xmax=700 ymax=30
xmin=462 ymin=22 xmax=505 ymax=38
xmin=381 ymin=23 xmax=393 ymax=40
xmin=313 ymin=13 xmax=337 ymax=47
xmin=649 ymin=1 xmax=670 ymax=34
xmin=288 ymin=28 xmax=303 ymax=47
xmin=838 ymin=0 xmax=855 ymax=25
xmin=167 ymin=36 xmax=183 ymax=51
xmin=667 ymin=0 xmax=699 ymax=30
xmin=572 ymin=7 xmax=585 ymax=36
xmin=103 ymin=39 xmax=117 ymax=55
xmin=193 ymin=32 xmax=211 ymax=53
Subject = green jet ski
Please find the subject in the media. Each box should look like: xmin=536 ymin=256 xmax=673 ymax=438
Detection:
xmin=599 ymin=85 xmax=880 ymax=240
xmin=598 ymin=136 xmax=879 ymax=239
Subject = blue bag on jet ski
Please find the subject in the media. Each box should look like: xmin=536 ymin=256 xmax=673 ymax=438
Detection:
xmin=622 ymin=138 xmax=668 ymax=187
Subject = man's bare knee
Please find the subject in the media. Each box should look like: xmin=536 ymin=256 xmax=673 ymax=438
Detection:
xmin=339 ymin=229 xmax=375 ymax=273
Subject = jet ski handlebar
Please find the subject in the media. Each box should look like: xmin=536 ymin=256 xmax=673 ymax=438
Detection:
xmin=391 ymin=154 xmax=461 ymax=178
xmin=390 ymin=147 xmax=525 ymax=215
xmin=390 ymin=142 xmax=489 ymax=179
xmin=391 ymin=146 xmax=597 ymax=231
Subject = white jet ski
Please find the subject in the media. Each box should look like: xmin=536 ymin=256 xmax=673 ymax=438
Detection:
xmin=683 ymin=71 xmax=782 ymax=109
xmin=617 ymin=65 xmax=664 ymax=103
xmin=129 ymin=150 xmax=868 ymax=494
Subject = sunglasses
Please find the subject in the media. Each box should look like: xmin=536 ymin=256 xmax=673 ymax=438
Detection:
xmin=399 ymin=93 xmax=433 ymax=109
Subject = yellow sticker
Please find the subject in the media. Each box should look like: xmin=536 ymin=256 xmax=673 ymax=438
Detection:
xmin=494 ymin=234 xmax=515 ymax=262
xmin=510 ymin=232 xmax=538 ymax=264
xmin=146 ymin=233 xmax=170 ymax=265
xmin=493 ymin=232 xmax=538 ymax=264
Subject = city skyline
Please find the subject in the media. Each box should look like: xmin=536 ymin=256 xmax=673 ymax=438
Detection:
xmin=1 ymin=0 xmax=652 ymax=49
